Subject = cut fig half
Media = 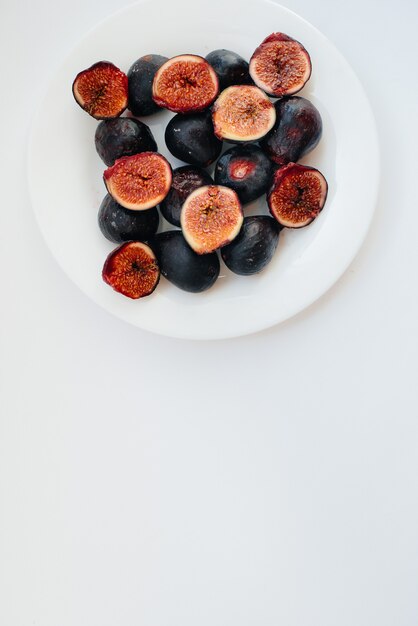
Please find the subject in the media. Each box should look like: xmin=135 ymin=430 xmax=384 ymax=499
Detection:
xmin=72 ymin=61 xmax=128 ymax=119
xmin=152 ymin=55 xmax=219 ymax=113
xmin=268 ymin=163 xmax=328 ymax=228
xmin=249 ymin=33 xmax=311 ymax=97
xmin=104 ymin=152 xmax=172 ymax=211
xmin=102 ymin=241 xmax=160 ymax=299
xmin=181 ymin=185 xmax=243 ymax=254
xmin=212 ymin=85 xmax=276 ymax=142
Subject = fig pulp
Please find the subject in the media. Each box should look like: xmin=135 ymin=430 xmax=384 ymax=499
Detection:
xmin=181 ymin=185 xmax=243 ymax=254
xmin=72 ymin=61 xmax=128 ymax=119
xmin=165 ymin=111 xmax=222 ymax=166
xmin=260 ymin=96 xmax=322 ymax=166
xmin=152 ymin=55 xmax=219 ymax=113
xmin=268 ymin=163 xmax=328 ymax=228
xmin=152 ymin=231 xmax=220 ymax=292
xmin=221 ymin=216 xmax=281 ymax=275
xmin=104 ymin=152 xmax=172 ymax=211
xmin=205 ymin=49 xmax=253 ymax=90
xmin=98 ymin=194 xmax=159 ymax=243
xmin=214 ymin=144 xmax=274 ymax=204
xmin=102 ymin=241 xmax=160 ymax=299
xmin=212 ymin=85 xmax=276 ymax=142
xmin=249 ymin=33 xmax=311 ymax=97
xmin=95 ymin=117 xmax=157 ymax=166
xmin=159 ymin=166 xmax=214 ymax=227
xmin=128 ymin=54 xmax=169 ymax=116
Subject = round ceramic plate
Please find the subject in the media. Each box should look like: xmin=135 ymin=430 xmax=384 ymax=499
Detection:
xmin=28 ymin=0 xmax=379 ymax=340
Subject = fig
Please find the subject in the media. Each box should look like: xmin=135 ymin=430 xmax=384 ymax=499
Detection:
xmin=268 ymin=163 xmax=328 ymax=228
xmin=127 ymin=54 xmax=169 ymax=116
xmin=104 ymin=152 xmax=172 ymax=211
xmin=159 ymin=166 xmax=214 ymax=227
xmin=181 ymin=185 xmax=243 ymax=254
xmin=165 ymin=111 xmax=222 ymax=167
xmin=72 ymin=61 xmax=128 ymax=119
xmin=221 ymin=216 xmax=281 ymax=275
xmin=260 ymin=96 xmax=322 ymax=166
xmin=102 ymin=241 xmax=160 ymax=299
xmin=205 ymin=49 xmax=253 ymax=90
xmin=152 ymin=55 xmax=219 ymax=113
xmin=151 ymin=231 xmax=220 ymax=293
xmin=98 ymin=194 xmax=159 ymax=243
xmin=212 ymin=85 xmax=276 ymax=142
xmin=214 ymin=144 xmax=274 ymax=205
xmin=95 ymin=117 xmax=157 ymax=166
xmin=249 ymin=33 xmax=311 ymax=97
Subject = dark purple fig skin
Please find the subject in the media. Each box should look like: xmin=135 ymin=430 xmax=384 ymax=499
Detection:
xmin=205 ymin=49 xmax=253 ymax=90
xmin=98 ymin=194 xmax=159 ymax=243
xmin=221 ymin=216 xmax=281 ymax=275
xmin=128 ymin=54 xmax=169 ymax=116
xmin=214 ymin=144 xmax=274 ymax=204
xmin=159 ymin=166 xmax=214 ymax=227
xmin=95 ymin=117 xmax=157 ymax=166
xmin=260 ymin=96 xmax=322 ymax=166
xmin=165 ymin=111 xmax=222 ymax=167
xmin=151 ymin=230 xmax=220 ymax=292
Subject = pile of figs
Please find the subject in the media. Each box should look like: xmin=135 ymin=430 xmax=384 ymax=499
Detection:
xmin=72 ymin=34 xmax=328 ymax=299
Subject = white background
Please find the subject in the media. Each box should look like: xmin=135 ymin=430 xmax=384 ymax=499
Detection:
xmin=1 ymin=0 xmax=418 ymax=624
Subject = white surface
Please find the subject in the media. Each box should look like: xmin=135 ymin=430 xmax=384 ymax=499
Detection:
xmin=1 ymin=0 xmax=418 ymax=624
xmin=28 ymin=0 xmax=379 ymax=339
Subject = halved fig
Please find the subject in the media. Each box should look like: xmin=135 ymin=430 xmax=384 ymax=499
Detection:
xmin=212 ymin=85 xmax=275 ymax=142
xmin=268 ymin=163 xmax=328 ymax=228
xmin=72 ymin=61 xmax=128 ymax=119
xmin=160 ymin=166 xmax=214 ymax=227
xmin=249 ymin=33 xmax=311 ymax=97
xmin=102 ymin=241 xmax=160 ymax=299
xmin=104 ymin=152 xmax=172 ymax=211
xmin=181 ymin=185 xmax=243 ymax=254
xmin=152 ymin=55 xmax=219 ymax=113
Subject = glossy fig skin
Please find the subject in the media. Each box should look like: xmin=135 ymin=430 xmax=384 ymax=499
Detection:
xmin=128 ymin=54 xmax=168 ymax=116
xmin=205 ymin=49 xmax=253 ymax=90
xmin=151 ymin=231 xmax=220 ymax=293
xmin=98 ymin=194 xmax=159 ymax=243
xmin=159 ymin=166 xmax=214 ymax=227
xmin=221 ymin=216 xmax=281 ymax=275
xmin=165 ymin=112 xmax=222 ymax=167
xmin=260 ymin=96 xmax=322 ymax=166
xmin=214 ymin=145 xmax=274 ymax=204
xmin=95 ymin=118 xmax=157 ymax=166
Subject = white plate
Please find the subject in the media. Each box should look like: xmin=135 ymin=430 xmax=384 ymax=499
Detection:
xmin=28 ymin=0 xmax=379 ymax=340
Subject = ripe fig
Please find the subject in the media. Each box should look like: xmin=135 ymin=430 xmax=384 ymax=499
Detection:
xmin=104 ymin=152 xmax=172 ymax=211
xmin=205 ymin=49 xmax=253 ymax=90
xmin=128 ymin=54 xmax=169 ymax=116
xmin=268 ymin=163 xmax=328 ymax=228
xmin=181 ymin=185 xmax=243 ymax=254
xmin=102 ymin=241 xmax=160 ymax=299
xmin=214 ymin=144 xmax=274 ymax=204
xmin=212 ymin=85 xmax=276 ymax=142
xmin=98 ymin=194 xmax=159 ymax=243
xmin=221 ymin=216 xmax=281 ymax=275
xmin=165 ymin=111 xmax=222 ymax=167
xmin=152 ymin=231 xmax=220 ymax=293
xmin=249 ymin=32 xmax=311 ymax=97
xmin=95 ymin=117 xmax=157 ymax=166
xmin=159 ymin=166 xmax=214 ymax=227
xmin=152 ymin=55 xmax=219 ymax=113
xmin=260 ymin=96 xmax=322 ymax=166
xmin=72 ymin=61 xmax=128 ymax=119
